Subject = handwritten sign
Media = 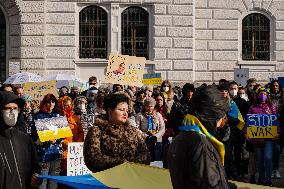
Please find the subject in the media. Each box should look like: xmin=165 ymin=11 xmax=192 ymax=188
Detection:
xmin=246 ymin=114 xmax=279 ymax=139
xmin=35 ymin=116 xmax=73 ymax=142
xmin=9 ymin=62 xmax=20 ymax=77
xmin=67 ymin=142 xmax=91 ymax=176
xmin=234 ymin=68 xmax=249 ymax=87
xmin=143 ymin=73 xmax=162 ymax=85
xmin=23 ymin=80 xmax=58 ymax=103
xmin=105 ymin=54 xmax=146 ymax=87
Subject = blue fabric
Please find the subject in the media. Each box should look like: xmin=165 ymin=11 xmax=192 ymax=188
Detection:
xmin=148 ymin=116 xmax=153 ymax=131
xmin=228 ymin=99 xmax=239 ymax=118
xmin=179 ymin=125 xmax=206 ymax=137
xmin=40 ymin=174 xmax=112 ymax=189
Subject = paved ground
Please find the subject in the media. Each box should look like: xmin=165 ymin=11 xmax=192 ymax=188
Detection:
xmin=272 ymin=152 xmax=284 ymax=188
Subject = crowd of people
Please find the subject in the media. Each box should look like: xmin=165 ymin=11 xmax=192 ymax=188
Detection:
xmin=0 ymin=75 xmax=283 ymax=189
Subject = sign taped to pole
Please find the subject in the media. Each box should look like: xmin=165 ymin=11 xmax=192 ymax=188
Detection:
xmin=246 ymin=114 xmax=279 ymax=139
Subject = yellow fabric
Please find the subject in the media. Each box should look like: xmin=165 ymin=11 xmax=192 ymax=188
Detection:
xmin=182 ymin=115 xmax=225 ymax=165
xmin=93 ymin=163 xmax=173 ymax=189
xmin=92 ymin=163 xmax=280 ymax=189
xmin=236 ymin=112 xmax=245 ymax=130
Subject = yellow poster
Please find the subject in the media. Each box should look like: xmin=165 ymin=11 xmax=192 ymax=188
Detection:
xmin=23 ymin=80 xmax=59 ymax=103
xmin=105 ymin=54 xmax=146 ymax=87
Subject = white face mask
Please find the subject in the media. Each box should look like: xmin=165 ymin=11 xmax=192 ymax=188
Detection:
xmin=240 ymin=94 xmax=248 ymax=101
xmin=229 ymin=89 xmax=238 ymax=97
xmin=3 ymin=109 xmax=18 ymax=127
xmin=163 ymin=87 xmax=169 ymax=92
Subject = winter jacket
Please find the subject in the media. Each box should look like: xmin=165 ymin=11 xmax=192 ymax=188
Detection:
xmin=60 ymin=114 xmax=84 ymax=172
xmin=83 ymin=118 xmax=151 ymax=172
xmin=167 ymin=114 xmax=229 ymax=189
xmin=270 ymin=93 xmax=284 ymax=112
xmin=135 ymin=111 xmax=165 ymax=142
xmin=248 ymin=103 xmax=277 ymax=115
xmin=0 ymin=91 xmax=41 ymax=189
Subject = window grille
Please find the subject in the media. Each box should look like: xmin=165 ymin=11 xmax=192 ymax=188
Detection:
xmin=79 ymin=6 xmax=108 ymax=58
xmin=242 ymin=13 xmax=270 ymax=60
xmin=0 ymin=11 xmax=6 ymax=82
xmin=121 ymin=6 xmax=149 ymax=59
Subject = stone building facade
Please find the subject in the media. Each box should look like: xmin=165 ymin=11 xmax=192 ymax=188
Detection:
xmin=0 ymin=0 xmax=284 ymax=83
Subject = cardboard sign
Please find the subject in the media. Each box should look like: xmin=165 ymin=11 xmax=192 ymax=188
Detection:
xmin=246 ymin=114 xmax=279 ymax=139
xmin=35 ymin=116 xmax=73 ymax=142
xmin=105 ymin=54 xmax=146 ymax=87
xmin=234 ymin=68 xmax=249 ymax=87
xmin=143 ymin=73 xmax=162 ymax=85
xmin=23 ymin=80 xmax=58 ymax=103
xmin=67 ymin=142 xmax=91 ymax=176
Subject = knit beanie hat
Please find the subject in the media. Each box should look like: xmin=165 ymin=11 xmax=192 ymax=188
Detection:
xmin=144 ymin=97 xmax=156 ymax=106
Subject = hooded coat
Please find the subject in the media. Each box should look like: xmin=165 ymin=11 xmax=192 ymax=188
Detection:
xmin=0 ymin=91 xmax=41 ymax=189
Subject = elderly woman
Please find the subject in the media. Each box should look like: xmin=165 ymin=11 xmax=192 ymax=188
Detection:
xmin=83 ymin=93 xmax=150 ymax=172
xmin=136 ymin=97 xmax=165 ymax=161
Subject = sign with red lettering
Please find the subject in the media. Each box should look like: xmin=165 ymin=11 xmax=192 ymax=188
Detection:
xmin=246 ymin=114 xmax=279 ymax=139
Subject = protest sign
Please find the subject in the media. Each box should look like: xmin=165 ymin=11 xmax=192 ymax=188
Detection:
xmin=234 ymin=68 xmax=249 ymax=87
xmin=35 ymin=116 xmax=73 ymax=142
xmin=23 ymin=80 xmax=58 ymax=103
xmin=143 ymin=73 xmax=162 ymax=85
xmin=67 ymin=142 xmax=92 ymax=176
xmin=9 ymin=62 xmax=20 ymax=77
xmin=246 ymin=114 xmax=279 ymax=139
xmin=105 ymin=54 xmax=146 ymax=87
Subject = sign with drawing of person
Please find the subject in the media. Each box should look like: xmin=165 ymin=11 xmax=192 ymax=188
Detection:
xmin=105 ymin=54 xmax=146 ymax=87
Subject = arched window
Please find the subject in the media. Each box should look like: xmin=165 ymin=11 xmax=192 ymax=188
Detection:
xmin=0 ymin=10 xmax=6 ymax=82
xmin=79 ymin=6 xmax=108 ymax=58
xmin=242 ymin=13 xmax=270 ymax=60
xmin=121 ymin=6 xmax=149 ymax=59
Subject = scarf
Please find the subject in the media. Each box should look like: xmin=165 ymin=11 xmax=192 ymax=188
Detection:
xmin=179 ymin=114 xmax=225 ymax=165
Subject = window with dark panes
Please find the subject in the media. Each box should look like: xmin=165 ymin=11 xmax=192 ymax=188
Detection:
xmin=79 ymin=6 xmax=108 ymax=58
xmin=0 ymin=10 xmax=6 ymax=82
xmin=242 ymin=13 xmax=270 ymax=60
xmin=121 ymin=6 xmax=149 ymax=59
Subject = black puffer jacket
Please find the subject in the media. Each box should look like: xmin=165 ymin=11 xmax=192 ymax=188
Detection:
xmin=167 ymin=131 xmax=229 ymax=189
xmin=0 ymin=91 xmax=40 ymax=189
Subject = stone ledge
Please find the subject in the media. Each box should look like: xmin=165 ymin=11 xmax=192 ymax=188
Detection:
xmin=238 ymin=61 xmax=277 ymax=65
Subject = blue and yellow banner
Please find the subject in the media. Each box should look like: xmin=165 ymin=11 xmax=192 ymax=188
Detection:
xmin=246 ymin=114 xmax=279 ymax=139
xmin=143 ymin=73 xmax=162 ymax=85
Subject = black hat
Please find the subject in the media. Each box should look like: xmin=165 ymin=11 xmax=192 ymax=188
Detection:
xmin=0 ymin=91 xmax=25 ymax=110
xmin=191 ymin=86 xmax=228 ymax=121
xmin=218 ymin=82 xmax=229 ymax=92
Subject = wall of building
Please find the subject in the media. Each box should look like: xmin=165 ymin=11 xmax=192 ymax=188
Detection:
xmin=1 ymin=0 xmax=284 ymax=83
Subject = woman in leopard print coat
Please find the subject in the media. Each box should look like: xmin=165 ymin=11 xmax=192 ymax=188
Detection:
xmin=83 ymin=93 xmax=151 ymax=172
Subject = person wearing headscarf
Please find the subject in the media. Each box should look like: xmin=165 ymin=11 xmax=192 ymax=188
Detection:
xmin=84 ymin=93 xmax=150 ymax=172
xmin=33 ymin=94 xmax=61 ymax=189
xmin=58 ymin=96 xmax=84 ymax=176
xmin=0 ymin=91 xmax=42 ymax=189
xmin=135 ymin=97 xmax=165 ymax=161
xmin=73 ymin=96 xmax=89 ymax=138
xmin=167 ymin=86 xmax=230 ymax=189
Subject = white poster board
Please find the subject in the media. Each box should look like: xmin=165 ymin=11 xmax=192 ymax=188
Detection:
xmin=9 ymin=62 xmax=20 ymax=76
xmin=67 ymin=142 xmax=92 ymax=176
xmin=234 ymin=68 xmax=249 ymax=87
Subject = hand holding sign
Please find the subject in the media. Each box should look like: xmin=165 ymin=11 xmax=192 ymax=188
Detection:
xmin=246 ymin=114 xmax=279 ymax=139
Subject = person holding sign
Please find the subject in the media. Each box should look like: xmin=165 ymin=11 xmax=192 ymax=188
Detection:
xmin=83 ymin=93 xmax=150 ymax=172
xmin=33 ymin=94 xmax=61 ymax=189
xmin=246 ymin=87 xmax=279 ymax=186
